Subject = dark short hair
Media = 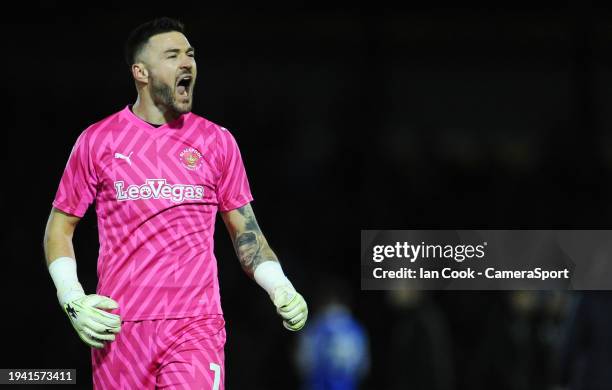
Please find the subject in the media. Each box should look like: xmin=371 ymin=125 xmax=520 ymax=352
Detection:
xmin=124 ymin=17 xmax=185 ymax=66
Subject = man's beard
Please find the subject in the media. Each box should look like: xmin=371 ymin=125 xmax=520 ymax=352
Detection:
xmin=150 ymin=77 xmax=192 ymax=115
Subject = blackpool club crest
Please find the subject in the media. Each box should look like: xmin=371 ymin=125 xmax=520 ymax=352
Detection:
xmin=179 ymin=147 xmax=203 ymax=170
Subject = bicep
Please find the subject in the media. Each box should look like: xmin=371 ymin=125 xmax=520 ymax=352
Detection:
xmin=45 ymin=207 xmax=81 ymax=238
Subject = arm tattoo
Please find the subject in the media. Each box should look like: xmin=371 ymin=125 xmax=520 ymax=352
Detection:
xmin=232 ymin=205 xmax=278 ymax=275
xmin=236 ymin=231 xmax=261 ymax=270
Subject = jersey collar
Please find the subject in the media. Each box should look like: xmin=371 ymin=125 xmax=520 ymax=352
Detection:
xmin=121 ymin=105 xmax=190 ymax=133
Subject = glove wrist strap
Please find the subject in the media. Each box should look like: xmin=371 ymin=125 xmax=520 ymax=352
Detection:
xmin=253 ymin=261 xmax=294 ymax=299
xmin=48 ymin=257 xmax=86 ymax=306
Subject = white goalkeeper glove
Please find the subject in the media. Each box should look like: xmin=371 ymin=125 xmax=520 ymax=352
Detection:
xmin=48 ymin=257 xmax=121 ymax=349
xmin=254 ymin=261 xmax=308 ymax=331
xmin=62 ymin=295 xmax=122 ymax=349
xmin=272 ymin=285 xmax=308 ymax=331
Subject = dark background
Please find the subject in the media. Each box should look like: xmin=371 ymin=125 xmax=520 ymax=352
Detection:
xmin=3 ymin=2 xmax=612 ymax=389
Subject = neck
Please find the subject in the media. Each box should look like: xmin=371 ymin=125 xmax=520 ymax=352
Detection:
xmin=132 ymin=92 xmax=180 ymax=125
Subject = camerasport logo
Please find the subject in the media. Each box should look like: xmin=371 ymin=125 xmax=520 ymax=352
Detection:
xmin=179 ymin=147 xmax=203 ymax=170
xmin=114 ymin=179 xmax=204 ymax=203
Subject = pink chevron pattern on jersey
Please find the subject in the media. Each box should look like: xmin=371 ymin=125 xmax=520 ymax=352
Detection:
xmin=53 ymin=106 xmax=253 ymax=321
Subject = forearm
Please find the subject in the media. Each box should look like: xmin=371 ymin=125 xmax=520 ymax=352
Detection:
xmin=236 ymin=234 xmax=294 ymax=297
xmin=235 ymin=231 xmax=279 ymax=277
xmin=43 ymin=209 xmax=84 ymax=305
xmin=44 ymin=231 xmax=76 ymax=267
xmin=232 ymin=225 xmax=296 ymax=300
xmin=222 ymin=203 xmax=307 ymax=330
xmin=225 ymin=203 xmax=281 ymax=277
xmin=224 ymin=204 xmax=292 ymax=291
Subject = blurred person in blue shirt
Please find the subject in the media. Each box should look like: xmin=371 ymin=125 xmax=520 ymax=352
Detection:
xmin=296 ymin=278 xmax=369 ymax=390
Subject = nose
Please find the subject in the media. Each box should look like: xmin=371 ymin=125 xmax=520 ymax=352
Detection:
xmin=179 ymin=55 xmax=194 ymax=71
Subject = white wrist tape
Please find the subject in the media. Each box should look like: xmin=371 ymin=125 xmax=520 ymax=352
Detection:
xmin=253 ymin=261 xmax=293 ymax=298
xmin=48 ymin=257 xmax=85 ymax=306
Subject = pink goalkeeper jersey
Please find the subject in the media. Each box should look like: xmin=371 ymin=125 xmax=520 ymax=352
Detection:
xmin=53 ymin=105 xmax=253 ymax=321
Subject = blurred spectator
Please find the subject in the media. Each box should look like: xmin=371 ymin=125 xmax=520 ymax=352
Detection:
xmin=460 ymin=291 xmax=568 ymax=390
xmin=560 ymin=292 xmax=612 ymax=390
xmin=385 ymin=288 xmax=454 ymax=390
xmin=296 ymin=278 xmax=370 ymax=390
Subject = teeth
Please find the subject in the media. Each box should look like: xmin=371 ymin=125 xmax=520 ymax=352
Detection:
xmin=177 ymin=76 xmax=192 ymax=89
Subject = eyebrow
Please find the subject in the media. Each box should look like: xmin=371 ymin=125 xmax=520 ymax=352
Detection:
xmin=163 ymin=47 xmax=195 ymax=54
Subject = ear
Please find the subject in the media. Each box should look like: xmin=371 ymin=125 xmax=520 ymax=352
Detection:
xmin=131 ymin=63 xmax=149 ymax=84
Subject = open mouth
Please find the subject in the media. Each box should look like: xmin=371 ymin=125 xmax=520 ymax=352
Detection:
xmin=176 ymin=74 xmax=192 ymax=97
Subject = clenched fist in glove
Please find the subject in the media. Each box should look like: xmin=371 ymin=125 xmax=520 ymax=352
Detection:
xmin=48 ymin=257 xmax=122 ymax=349
xmin=272 ymin=285 xmax=308 ymax=331
xmin=63 ymin=295 xmax=121 ymax=349
xmin=254 ymin=261 xmax=308 ymax=331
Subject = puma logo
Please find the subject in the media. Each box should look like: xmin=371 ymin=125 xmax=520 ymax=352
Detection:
xmin=114 ymin=152 xmax=133 ymax=165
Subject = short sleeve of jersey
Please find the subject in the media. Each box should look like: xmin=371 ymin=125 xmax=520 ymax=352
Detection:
xmin=52 ymin=129 xmax=98 ymax=217
xmin=216 ymin=129 xmax=253 ymax=212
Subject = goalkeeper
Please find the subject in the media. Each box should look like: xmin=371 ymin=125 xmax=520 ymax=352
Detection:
xmin=43 ymin=16 xmax=307 ymax=390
